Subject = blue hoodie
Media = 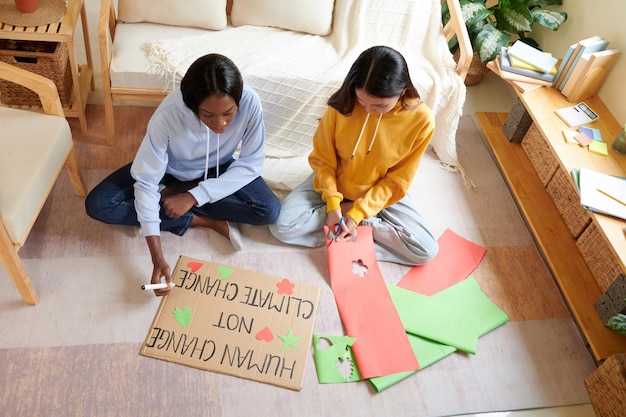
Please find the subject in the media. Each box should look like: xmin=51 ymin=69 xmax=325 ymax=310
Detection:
xmin=130 ymin=86 xmax=265 ymax=236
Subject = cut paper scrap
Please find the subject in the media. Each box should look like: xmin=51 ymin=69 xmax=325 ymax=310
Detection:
xmin=385 ymin=284 xmax=480 ymax=354
xmin=327 ymin=225 xmax=419 ymax=378
xmin=312 ymin=335 xmax=362 ymax=383
xmin=370 ymin=277 xmax=510 ymax=392
xmin=398 ymin=229 xmax=486 ymax=295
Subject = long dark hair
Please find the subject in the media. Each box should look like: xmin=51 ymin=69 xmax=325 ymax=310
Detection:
xmin=328 ymin=45 xmax=420 ymax=115
xmin=180 ymin=53 xmax=244 ymax=115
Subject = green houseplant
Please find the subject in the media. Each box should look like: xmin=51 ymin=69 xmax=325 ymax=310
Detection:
xmin=456 ymin=0 xmax=568 ymax=63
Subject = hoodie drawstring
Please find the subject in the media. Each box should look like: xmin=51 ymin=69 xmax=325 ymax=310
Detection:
xmin=204 ymin=125 xmax=220 ymax=180
xmin=350 ymin=113 xmax=383 ymax=159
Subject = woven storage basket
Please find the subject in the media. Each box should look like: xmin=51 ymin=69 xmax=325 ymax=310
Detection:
xmin=0 ymin=39 xmax=72 ymax=107
xmin=576 ymin=221 xmax=624 ymax=292
xmin=520 ymin=123 xmax=559 ymax=186
xmin=585 ymin=353 xmax=626 ymax=417
xmin=546 ymin=167 xmax=591 ymax=238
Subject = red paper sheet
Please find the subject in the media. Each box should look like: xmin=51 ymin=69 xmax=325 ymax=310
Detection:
xmin=327 ymin=226 xmax=420 ymax=378
xmin=398 ymin=229 xmax=486 ymax=295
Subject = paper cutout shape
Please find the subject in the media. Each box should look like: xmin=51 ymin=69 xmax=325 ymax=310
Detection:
xmin=216 ymin=266 xmax=234 ymax=279
xmin=187 ymin=261 xmax=203 ymax=272
xmin=141 ymin=255 xmax=321 ymax=391
xmin=173 ymin=306 xmax=193 ymax=327
xmin=385 ymin=284 xmax=481 ymax=354
xmin=276 ymin=278 xmax=295 ymax=295
xmin=369 ymin=277 xmax=510 ymax=391
xmin=255 ymin=326 xmax=274 ymax=342
xmin=312 ymin=335 xmax=362 ymax=383
xmin=278 ymin=329 xmax=302 ymax=351
xmin=398 ymin=229 xmax=486 ymax=295
xmin=326 ymin=226 xmax=419 ymax=378
xmin=351 ymin=260 xmax=368 ymax=277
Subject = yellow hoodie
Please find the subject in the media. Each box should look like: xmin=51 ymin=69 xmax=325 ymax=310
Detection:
xmin=309 ymin=98 xmax=434 ymax=225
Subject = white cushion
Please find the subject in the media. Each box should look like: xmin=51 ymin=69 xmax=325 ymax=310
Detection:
xmin=118 ymin=0 xmax=228 ymax=30
xmin=111 ymin=23 xmax=210 ymax=90
xmin=0 ymin=107 xmax=72 ymax=244
xmin=231 ymin=0 xmax=334 ymax=36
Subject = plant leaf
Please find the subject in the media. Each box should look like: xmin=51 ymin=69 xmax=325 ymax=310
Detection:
xmin=531 ymin=9 xmax=567 ymax=31
xmin=460 ymin=0 xmax=491 ymax=27
xmin=475 ymin=24 xmax=510 ymax=62
xmin=607 ymin=314 xmax=626 ymax=336
xmin=173 ymin=306 xmax=193 ymax=327
xmin=494 ymin=3 xmax=533 ymax=33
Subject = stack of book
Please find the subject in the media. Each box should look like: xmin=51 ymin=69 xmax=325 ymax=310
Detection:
xmin=554 ymin=35 xmax=621 ymax=102
xmin=487 ymin=40 xmax=559 ymax=93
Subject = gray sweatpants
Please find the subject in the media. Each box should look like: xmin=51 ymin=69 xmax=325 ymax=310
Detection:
xmin=269 ymin=175 xmax=438 ymax=265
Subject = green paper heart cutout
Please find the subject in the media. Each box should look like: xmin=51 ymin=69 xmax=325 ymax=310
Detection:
xmin=216 ymin=266 xmax=234 ymax=279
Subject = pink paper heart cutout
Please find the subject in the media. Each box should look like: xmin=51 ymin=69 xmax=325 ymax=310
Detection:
xmin=255 ymin=326 xmax=274 ymax=342
xmin=188 ymin=262 xmax=203 ymax=272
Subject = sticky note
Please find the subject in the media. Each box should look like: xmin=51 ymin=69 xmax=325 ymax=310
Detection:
xmin=579 ymin=126 xmax=602 ymax=141
xmin=588 ymin=141 xmax=608 ymax=156
xmin=574 ymin=132 xmax=593 ymax=147
xmin=562 ymin=130 xmax=579 ymax=145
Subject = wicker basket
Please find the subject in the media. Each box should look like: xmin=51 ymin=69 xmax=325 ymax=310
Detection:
xmin=576 ymin=221 xmax=624 ymax=292
xmin=520 ymin=123 xmax=559 ymax=186
xmin=0 ymin=39 xmax=73 ymax=107
xmin=546 ymin=167 xmax=591 ymax=238
xmin=454 ymin=50 xmax=488 ymax=86
xmin=585 ymin=353 xmax=626 ymax=417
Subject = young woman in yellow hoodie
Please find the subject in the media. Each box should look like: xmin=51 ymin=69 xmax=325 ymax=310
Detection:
xmin=270 ymin=45 xmax=438 ymax=265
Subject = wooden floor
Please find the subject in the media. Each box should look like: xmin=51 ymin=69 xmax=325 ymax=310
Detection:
xmin=69 ymin=103 xmax=156 ymax=170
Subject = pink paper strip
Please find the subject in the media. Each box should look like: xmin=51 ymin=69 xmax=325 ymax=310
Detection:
xmin=327 ymin=226 xmax=420 ymax=378
xmin=398 ymin=229 xmax=486 ymax=295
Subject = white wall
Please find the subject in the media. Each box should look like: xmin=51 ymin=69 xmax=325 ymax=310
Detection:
xmin=534 ymin=0 xmax=626 ymax=125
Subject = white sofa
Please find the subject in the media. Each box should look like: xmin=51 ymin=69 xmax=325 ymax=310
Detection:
xmin=99 ymin=0 xmax=472 ymax=192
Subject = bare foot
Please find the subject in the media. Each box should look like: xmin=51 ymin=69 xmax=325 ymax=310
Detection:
xmin=190 ymin=214 xmax=243 ymax=250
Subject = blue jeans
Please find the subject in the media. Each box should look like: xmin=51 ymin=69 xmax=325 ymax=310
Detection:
xmin=85 ymin=162 xmax=281 ymax=236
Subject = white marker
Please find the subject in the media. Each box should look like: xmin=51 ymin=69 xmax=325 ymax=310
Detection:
xmin=141 ymin=282 xmax=174 ymax=291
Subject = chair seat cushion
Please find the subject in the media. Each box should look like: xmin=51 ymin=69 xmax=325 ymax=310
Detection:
xmin=0 ymin=106 xmax=72 ymax=244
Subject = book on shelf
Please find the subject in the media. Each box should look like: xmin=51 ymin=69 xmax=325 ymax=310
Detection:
xmin=564 ymin=49 xmax=622 ymax=102
xmin=574 ymin=166 xmax=626 ymax=221
xmin=556 ymin=36 xmax=610 ymax=90
xmin=485 ymin=60 xmax=548 ymax=93
xmin=507 ymin=48 xmax=557 ymax=74
xmin=499 ymin=47 xmax=555 ymax=82
xmin=553 ymin=41 xmax=580 ymax=87
xmin=492 ymin=58 xmax=553 ymax=86
xmin=506 ymin=40 xmax=558 ymax=74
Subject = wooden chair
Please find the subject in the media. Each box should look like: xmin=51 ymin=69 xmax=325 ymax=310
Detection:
xmin=0 ymin=61 xmax=87 ymax=305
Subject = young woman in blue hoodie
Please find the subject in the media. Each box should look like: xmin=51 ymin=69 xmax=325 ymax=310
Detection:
xmin=85 ymin=54 xmax=280 ymax=295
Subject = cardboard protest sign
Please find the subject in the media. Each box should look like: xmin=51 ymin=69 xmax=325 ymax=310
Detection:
xmin=140 ymin=255 xmax=321 ymax=391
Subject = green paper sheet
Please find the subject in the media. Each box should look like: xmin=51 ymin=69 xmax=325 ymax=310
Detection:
xmin=312 ymin=335 xmax=362 ymax=383
xmin=385 ymin=284 xmax=481 ymax=354
xmin=369 ymin=277 xmax=509 ymax=392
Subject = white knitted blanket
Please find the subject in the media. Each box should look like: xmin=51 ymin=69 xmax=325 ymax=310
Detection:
xmin=143 ymin=0 xmax=468 ymax=191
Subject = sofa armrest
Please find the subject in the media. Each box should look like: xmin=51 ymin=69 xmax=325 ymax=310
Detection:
xmin=442 ymin=0 xmax=471 ymax=82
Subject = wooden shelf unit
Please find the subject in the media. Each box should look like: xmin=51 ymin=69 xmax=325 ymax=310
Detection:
xmin=476 ymin=86 xmax=626 ymax=362
xmin=0 ymin=0 xmax=94 ymax=134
